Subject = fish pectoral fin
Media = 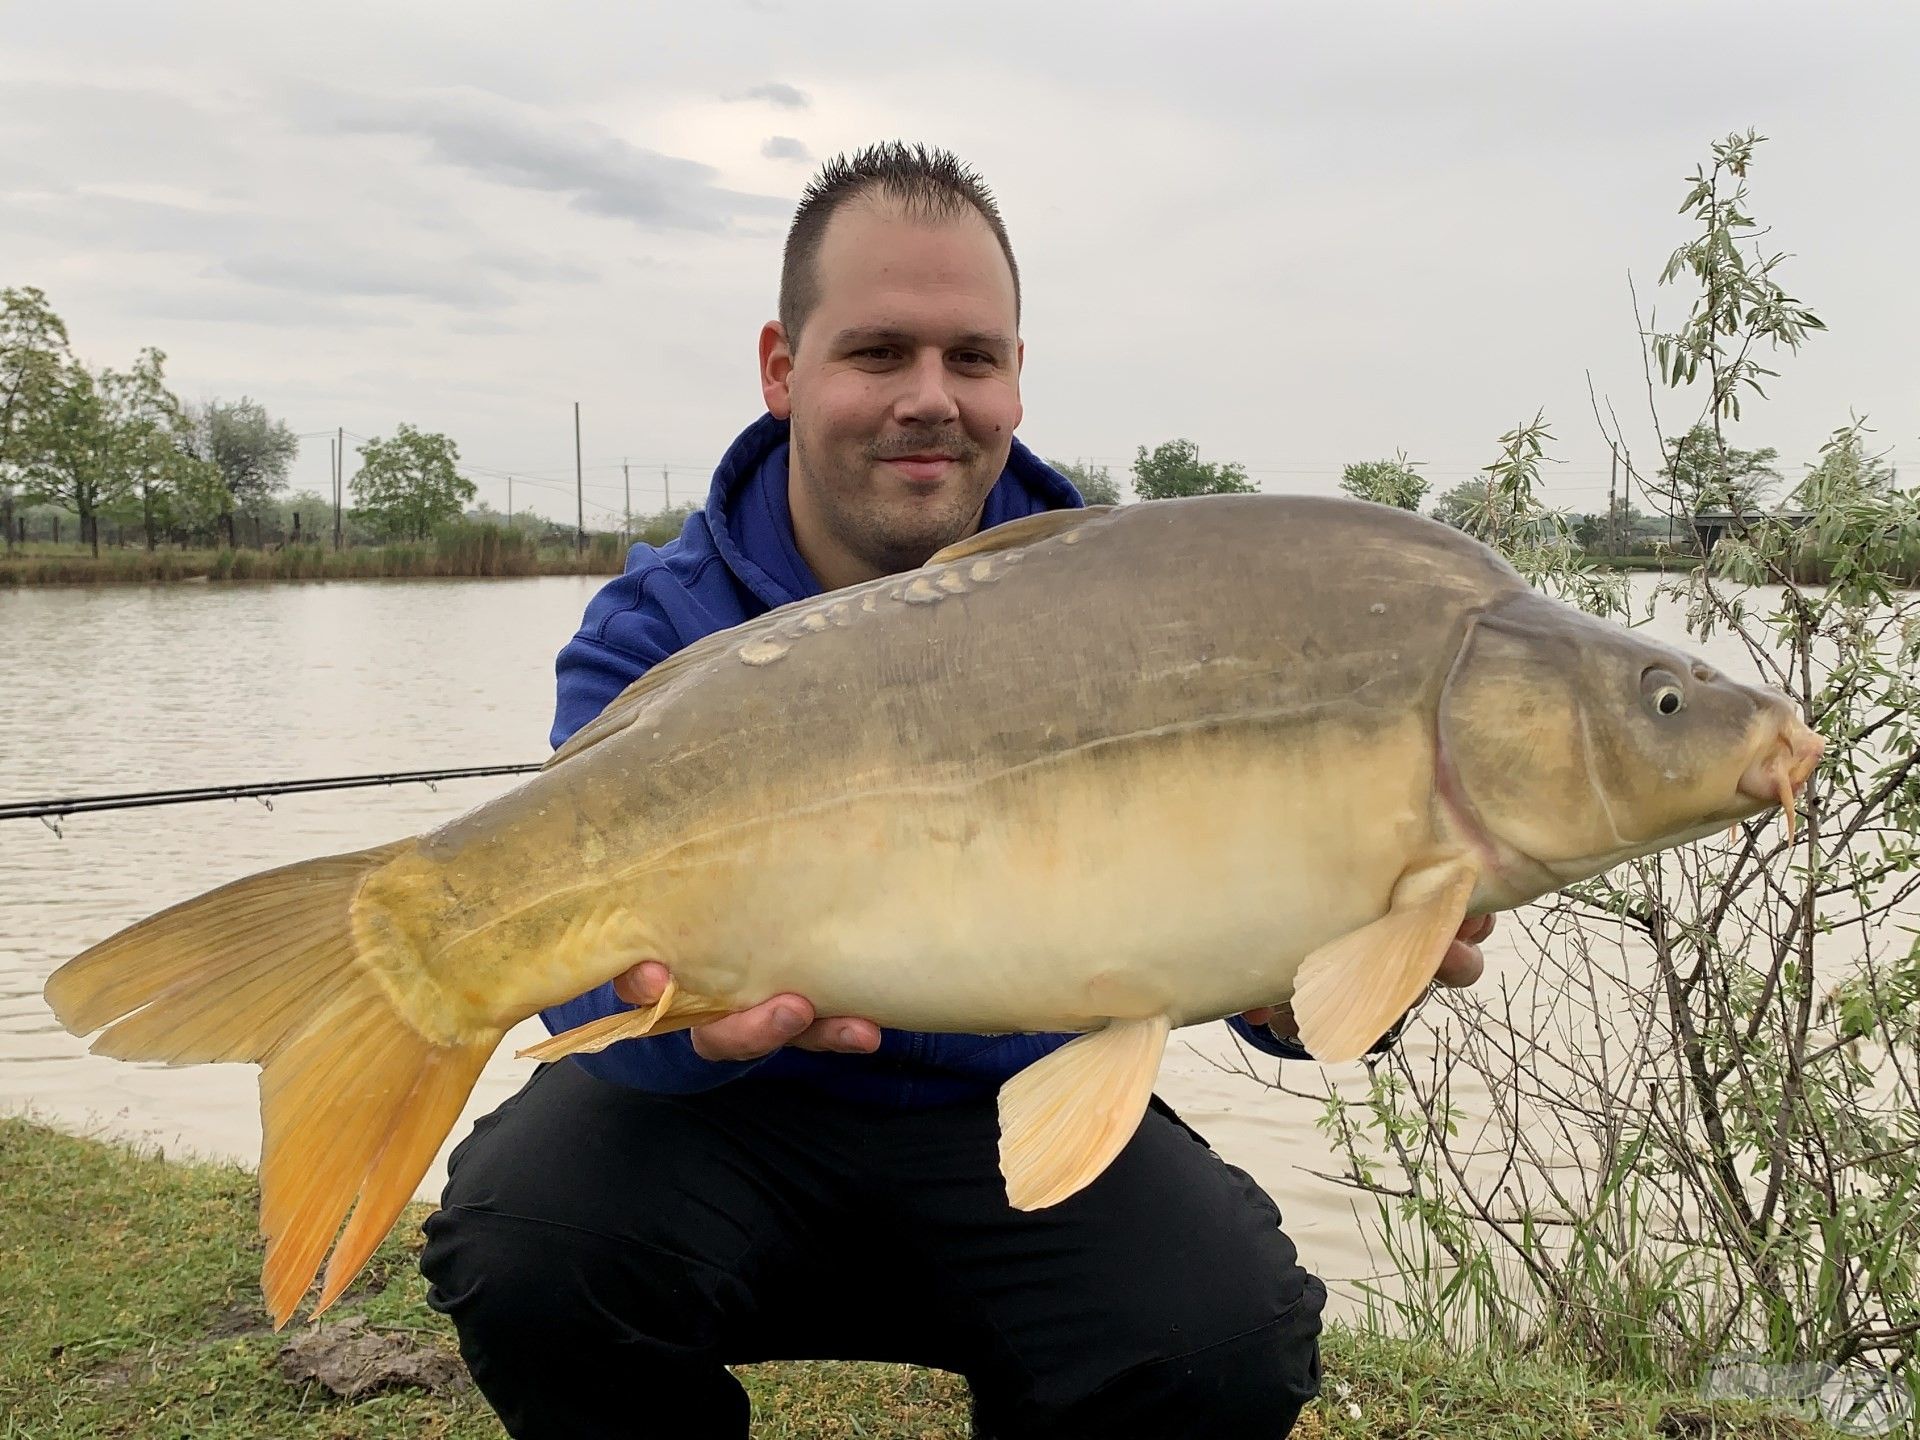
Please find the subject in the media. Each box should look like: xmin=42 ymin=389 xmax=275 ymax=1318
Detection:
xmin=1290 ymin=857 xmax=1480 ymax=1064
xmin=515 ymin=978 xmax=737 ymax=1062
xmin=997 ymin=1015 xmax=1172 ymax=1211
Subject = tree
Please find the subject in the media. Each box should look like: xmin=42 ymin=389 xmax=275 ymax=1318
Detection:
xmin=98 ymin=348 xmax=219 ymax=551
xmin=185 ymin=396 xmax=298 ymax=545
xmin=1130 ymin=439 xmax=1255 ymax=500
xmin=1791 ymin=418 xmax=1899 ymax=508
xmin=1338 ymin=451 xmax=1428 ymax=510
xmin=1426 ymin=414 xmax=1578 ymax=573
xmin=1658 ymin=422 xmax=1782 ymax=516
xmin=1048 ymin=458 xmax=1124 ymax=506
xmin=351 ymin=425 xmax=474 ymax=540
xmin=1572 ymin=499 xmax=1650 ymax=552
xmin=1430 ymin=479 xmax=1497 ymax=538
xmin=1318 ymin=130 xmax=1920 ymax=1388
xmin=0 ymin=287 xmax=71 ymax=553
xmin=23 ymin=362 xmax=128 ymax=556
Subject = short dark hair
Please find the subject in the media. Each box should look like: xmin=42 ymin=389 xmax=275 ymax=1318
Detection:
xmin=778 ymin=141 xmax=1020 ymax=349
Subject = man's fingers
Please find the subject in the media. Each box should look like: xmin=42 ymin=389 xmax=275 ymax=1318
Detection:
xmin=689 ymin=995 xmax=816 ymax=1062
xmin=790 ymin=1017 xmax=883 ymax=1054
xmin=1436 ymin=939 xmax=1486 ymax=988
xmin=613 ymin=960 xmax=671 ymax=1007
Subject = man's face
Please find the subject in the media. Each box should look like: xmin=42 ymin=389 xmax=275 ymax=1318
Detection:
xmin=760 ymin=198 xmax=1023 ymax=588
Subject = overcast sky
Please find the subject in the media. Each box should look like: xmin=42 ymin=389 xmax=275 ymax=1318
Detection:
xmin=3 ymin=0 xmax=1914 ymax=525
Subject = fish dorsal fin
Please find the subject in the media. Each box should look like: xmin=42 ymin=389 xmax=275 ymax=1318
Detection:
xmin=549 ymin=508 xmax=1112 ymax=771
xmin=544 ymin=624 xmax=749 ymax=770
xmin=928 ymin=506 xmax=1113 ymax=566
xmin=1289 ymin=856 xmax=1480 ymax=1063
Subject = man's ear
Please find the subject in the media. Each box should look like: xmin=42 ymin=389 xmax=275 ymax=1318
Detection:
xmin=1011 ymin=338 xmax=1025 ymax=429
xmin=759 ymin=321 xmax=794 ymax=419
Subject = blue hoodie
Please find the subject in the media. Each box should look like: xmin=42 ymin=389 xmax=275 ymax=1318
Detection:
xmin=539 ymin=413 xmax=1318 ymax=1106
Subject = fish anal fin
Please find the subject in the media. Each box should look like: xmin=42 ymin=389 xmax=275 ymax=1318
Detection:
xmin=997 ymin=1015 xmax=1171 ymax=1211
xmin=515 ymin=977 xmax=737 ymax=1062
xmin=928 ymin=506 xmax=1113 ymax=566
xmin=1290 ymin=857 xmax=1480 ymax=1064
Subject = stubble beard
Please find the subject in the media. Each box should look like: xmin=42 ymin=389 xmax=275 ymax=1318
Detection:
xmin=792 ymin=422 xmax=995 ymax=578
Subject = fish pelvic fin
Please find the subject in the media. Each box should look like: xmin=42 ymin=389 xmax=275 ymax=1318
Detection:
xmin=1290 ymin=856 xmax=1480 ymax=1064
xmin=514 ymin=975 xmax=738 ymax=1062
xmin=997 ymin=1014 xmax=1172 ymax=1211
xmin=41 ymin=841 xmax=501 ymax=1331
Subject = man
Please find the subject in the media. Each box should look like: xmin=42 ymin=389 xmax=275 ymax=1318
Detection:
xmin=421 ymin=141 xmax=1488 ymax=1439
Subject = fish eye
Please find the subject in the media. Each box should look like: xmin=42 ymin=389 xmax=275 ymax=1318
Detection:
xmin=1640 ymin=667 xmax=1686 ymax=717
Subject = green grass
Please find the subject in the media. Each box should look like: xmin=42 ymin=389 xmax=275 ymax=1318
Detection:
xmin=0 ymin=1116 xmax=1842 ymax=1438
xmin=1581 ymin=552 xmax=1704 ymax=571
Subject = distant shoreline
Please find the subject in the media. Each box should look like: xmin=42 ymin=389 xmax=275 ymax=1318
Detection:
xmin=3 ymin=544 xmax=1700 ymax=588
xmin=7 ymin=546 xmax=1910 ymax=589
xmin=1 ymin=545 xmax=626 ymax=587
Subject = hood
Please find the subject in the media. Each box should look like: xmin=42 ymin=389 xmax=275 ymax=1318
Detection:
xmin=700 ymin=412 xmax=1085 ymax=612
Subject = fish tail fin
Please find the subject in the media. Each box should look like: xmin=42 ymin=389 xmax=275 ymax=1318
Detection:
xmin=43 ymin=842 xmax=500 ymax=1330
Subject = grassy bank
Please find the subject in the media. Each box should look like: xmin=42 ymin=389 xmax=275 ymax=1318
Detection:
xmin=1582 ymin=552 xmax=1703 ymax=571
xmin=0 ymin=1116 xmax=1842 ymax=1438
xmin=0 ymin=531 xmax=627 ymax=586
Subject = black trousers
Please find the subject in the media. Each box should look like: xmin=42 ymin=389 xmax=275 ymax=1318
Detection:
xmin=420 ymin=1061 xmax=1325 ymax=1439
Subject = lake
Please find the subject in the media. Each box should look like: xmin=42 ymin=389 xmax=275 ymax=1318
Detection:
xmin=0 ymin=569 xmax=1791 ymax=1320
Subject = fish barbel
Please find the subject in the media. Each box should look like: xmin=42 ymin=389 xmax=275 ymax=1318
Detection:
xmin=42 ymin=495 xmax=1822 ymax=1327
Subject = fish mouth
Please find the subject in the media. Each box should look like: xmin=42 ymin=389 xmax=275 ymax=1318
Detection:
xmin=1736 ymin=712 xmax=1825 ymax=840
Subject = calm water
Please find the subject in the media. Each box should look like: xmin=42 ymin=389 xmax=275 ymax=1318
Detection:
xmin=0 ymin=571 xmax=1785 ymax=1318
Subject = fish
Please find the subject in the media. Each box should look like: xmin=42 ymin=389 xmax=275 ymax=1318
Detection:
xmin=41 ymin=494 xmax=1823 ymax=1329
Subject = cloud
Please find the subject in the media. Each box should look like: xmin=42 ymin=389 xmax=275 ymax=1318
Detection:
xmin=214 ymin=242 xmax=597 ymax=309
xmin=735 ymin=82 xmax=810 ymax=109
xmin=125 ymin=285 xmax=411 ymax=330
xmin=318 ymin=87 xmax=784 ymax=232
xmin=761 ymin=135 xmax=811 ymax=163
xmin=470 ymin=248 xmax=597 ymax=285
xmin=221 ymin=252 xmax=510 ymax=308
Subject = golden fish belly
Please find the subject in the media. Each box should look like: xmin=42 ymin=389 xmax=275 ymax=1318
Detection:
xmin=412 ymin=719 xmax=1442 ymax=1038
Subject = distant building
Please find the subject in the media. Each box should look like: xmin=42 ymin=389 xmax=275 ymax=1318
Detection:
xmin=1690 ymin=508 xmax=1815 ymax=555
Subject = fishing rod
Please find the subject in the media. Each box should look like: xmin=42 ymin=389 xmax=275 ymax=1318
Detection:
xmin=0 ymin=764 xmax=542 ymax=834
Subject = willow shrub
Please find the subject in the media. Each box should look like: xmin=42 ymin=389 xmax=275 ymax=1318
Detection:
xmin=1274 ymin=132 xmax=1919 ymax=1430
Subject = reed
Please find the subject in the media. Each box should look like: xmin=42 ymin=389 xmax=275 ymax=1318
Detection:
xmin=0 ymin=524 xmax=628 ymax=586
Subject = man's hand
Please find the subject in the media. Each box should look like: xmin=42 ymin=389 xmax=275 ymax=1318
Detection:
xmin=614 ymin=961 xmax=883 ymax=1062
xmin=1242 ymin=913 xmax=1494 ymax=1043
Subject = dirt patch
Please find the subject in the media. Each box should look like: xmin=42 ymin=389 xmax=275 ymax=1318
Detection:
xmin=203 ymin=1297 xmax=275 ymax=1340
xmin=277 ymin=1314 xmax=468 ymax=1401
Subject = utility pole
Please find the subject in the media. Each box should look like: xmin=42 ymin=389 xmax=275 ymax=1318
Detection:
xmin=507 ymin=475 xmax=513 ymax=525
xmin=663 ymin=465 xmax=671 ymax=510
xmin=623 ymin=459 xmax=632 ymax=546
xmin=333 ymin=426 xmax=344 ymax=550
xmin=573 ymin=402 xmax=585 ymax=554
xmin=1607 ymin=445 xmax=1619 ymax=557
xmin=336 ymin=426 xmax=347 ymax=549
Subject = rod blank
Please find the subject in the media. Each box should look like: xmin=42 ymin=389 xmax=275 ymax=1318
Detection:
xmin=0 ymin=764 xmax=542 ymax=823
